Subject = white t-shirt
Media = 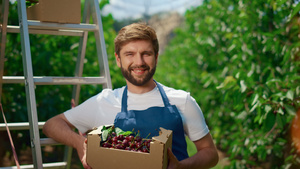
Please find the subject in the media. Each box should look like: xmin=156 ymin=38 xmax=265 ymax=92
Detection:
xmin=64 ymin=82 xmax=209 ymax=141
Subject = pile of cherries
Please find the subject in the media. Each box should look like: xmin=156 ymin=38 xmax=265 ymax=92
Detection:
xmin=100 ymin=126 xmax=151 ymax=153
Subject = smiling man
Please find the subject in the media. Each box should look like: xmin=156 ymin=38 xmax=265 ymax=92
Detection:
xmin=43 ymin=23 xmax=219 ymax=169
xmin=116 ymin=40 xmax=157 ymax=89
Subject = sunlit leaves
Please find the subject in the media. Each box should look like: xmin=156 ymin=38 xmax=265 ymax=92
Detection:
xmin=155 ymin=0 xmax=300 ymax=168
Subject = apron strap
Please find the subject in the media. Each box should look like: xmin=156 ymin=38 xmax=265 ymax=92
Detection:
xmin=121 ymin=86 xmax=128 ymax=112
xmin=121 ymin=80 xmax=171 ymax=112
xmin=154 ymin=80 xmax=171 ymax=107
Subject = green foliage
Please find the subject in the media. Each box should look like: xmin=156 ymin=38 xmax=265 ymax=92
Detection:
xmin=2 ymin=1 xmax=118 ymax=123
xmin=2 ymin=0 xmax=300 ymax=168
xmin=155 ymin=0 xmax=300 ymax=168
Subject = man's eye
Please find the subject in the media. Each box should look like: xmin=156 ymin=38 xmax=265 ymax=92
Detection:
xmin=143 ymin=53 xmax=152 ymax=56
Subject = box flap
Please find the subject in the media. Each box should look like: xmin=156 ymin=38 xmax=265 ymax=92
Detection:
xmin=88 ymin=126 xmax=103 ymax=135
xmin=152 ymin=127 xmax=172 ymax=143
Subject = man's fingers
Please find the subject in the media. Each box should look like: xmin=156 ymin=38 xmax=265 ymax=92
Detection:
xmin=83 ymin=163 xmax=91 ymax=169
xmin=167 ymin=148 xmax=178 ymax=162
xmin=167 ymin=148 xmax=180 ymax=169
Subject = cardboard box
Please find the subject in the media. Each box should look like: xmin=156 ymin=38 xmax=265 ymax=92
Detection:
xmin=87 ymin=126 xmax=173 ymax=169
xmin=26 ymin=0 xmax=81 ymax=24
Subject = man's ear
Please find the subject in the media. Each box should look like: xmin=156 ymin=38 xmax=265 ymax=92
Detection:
xmin=115 ymin=52 xmax=121 ymax=68
xmin=155 ymin=54 xmax=159 ymax=64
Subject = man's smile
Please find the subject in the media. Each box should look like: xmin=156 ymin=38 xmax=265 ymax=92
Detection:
xmin=130 ymin=66 xmax=149 ymax=76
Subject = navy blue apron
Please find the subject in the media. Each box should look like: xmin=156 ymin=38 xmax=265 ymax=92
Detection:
xmin=114 ymin=81 xmax=189 ymax=161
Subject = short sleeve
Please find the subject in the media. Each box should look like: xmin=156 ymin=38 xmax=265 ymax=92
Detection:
xmin=64 ymin=95 xmax=100 ymax=133
xmin=183 ymin=94 xmax=209 ymax=141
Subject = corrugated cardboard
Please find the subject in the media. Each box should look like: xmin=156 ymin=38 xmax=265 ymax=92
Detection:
xmin=87 ymin=126 xmax=173 ymax=169
xmin=26 ymin=0 xmax=81 ymax=24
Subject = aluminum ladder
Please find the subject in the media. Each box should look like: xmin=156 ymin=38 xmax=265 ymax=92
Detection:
xmin=0 ymin=0 xmax=112 ymax=168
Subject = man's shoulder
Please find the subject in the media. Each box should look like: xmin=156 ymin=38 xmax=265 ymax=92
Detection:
xmin=97 ymin=86 xmax=125 ymax=99
xmin=158 ymin=82 xmax=190 ymax=98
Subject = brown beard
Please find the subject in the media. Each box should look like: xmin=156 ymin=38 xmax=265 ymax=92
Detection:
xmin=121 ymin=64 xmax=156 ymax=86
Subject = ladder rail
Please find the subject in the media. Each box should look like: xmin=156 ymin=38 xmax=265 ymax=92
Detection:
xmin=62 ymin=1 xmax=93 ymax=167
xmin=1 ymin=0 xmax=112 ymax=168
xmin=0 ymin=162 xmax=67 ymax=169
xmin=0 ymin=122 xmax=45 ymax=131
xmin=72 ymin=0 xmax=91 ymax=106
xmin=91 ymin=0 xmax=112 ymax=89
xmin=17 ymin=0 xmax=43 ymax=168
xmin=2 ymin=76 xmax=108 ymax=85
xmin=0 ymin=0 xmax=9 ymax=103
xmin=27 ymin=20 xmax=98 ymax=31
xmin=6 ymin=25 xmax=84 ymax=36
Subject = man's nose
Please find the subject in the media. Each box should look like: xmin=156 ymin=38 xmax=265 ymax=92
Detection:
xmin=134 ymin=53 xmax=144 ymax=65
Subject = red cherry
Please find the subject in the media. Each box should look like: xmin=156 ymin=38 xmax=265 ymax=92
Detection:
xmin=141 ymin=146 xmax=149 ymax=153
xmin=115 ymin=144 xmax=124 ymax=149
xmin=122 ymin=139 xmax=129 ymax=147
xmin=135 ymin=136 xmax=142 ymax=142
xmin=118 ymin=134 xmax=124 ymax=140
xmin=129 ymin=142 xmax=136 ymax=149
xmin=136 ymin=142 xmax=142 ymax=150
xmin=111 ymin=132 xmax=116 ymax=136
xmin=112 ymin=136 xmax=118 ymax=143
xmin=126 ymin=135 xmax=134 ymax=141
xmin=125 ymin=147 xmax=131 ymax=151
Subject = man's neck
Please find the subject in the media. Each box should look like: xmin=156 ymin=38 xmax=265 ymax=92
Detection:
xmin=126 ymin=79 xmax=156 ymax=94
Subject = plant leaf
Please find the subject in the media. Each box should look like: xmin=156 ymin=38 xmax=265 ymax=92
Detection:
xmin=119 ymin=131 xmax=133 ymax=136
xmin=101 ymin=129 xmax=109 ymax=141
xmin=240 ymin=80 xmax=247 ymax=93
xmin=286 ymin=90 xmax=294 ymax=100
xmin=290 ymin=2 xmax=300 ymax=19
xmin=252 ymin=94 xmax=259 ymax=106
xmin=115 ymin=127 xmax=124 ymax=136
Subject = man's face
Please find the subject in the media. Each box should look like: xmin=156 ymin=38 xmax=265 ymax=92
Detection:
xmin=115 ymin=40 xmax=158 ymax=86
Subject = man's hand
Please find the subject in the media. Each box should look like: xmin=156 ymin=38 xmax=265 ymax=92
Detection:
xmin=43 ymin=114 xmax=92 ymax=169
xmin=166 ymin=134 xmax=218 ymax=169
xmin=167 ymin=148 xmax=183 ymax=169
xmin=76 ymin=138 xmax=91 ymax=169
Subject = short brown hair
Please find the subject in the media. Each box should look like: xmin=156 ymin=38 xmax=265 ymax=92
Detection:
xmin=114 ymin=23 xmax=159 ymax=56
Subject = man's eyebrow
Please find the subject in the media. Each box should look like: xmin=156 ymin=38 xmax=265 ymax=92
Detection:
xmin=123 ymin=51 xmax=134 ymax=54
xmin=142 ymin=50 xmax=154 ymax=54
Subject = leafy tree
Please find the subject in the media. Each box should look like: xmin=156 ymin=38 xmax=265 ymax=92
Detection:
xmin=155 ymin=0 xmax=300 ymax=168
xmin=3 ymin=0 xmax=118 ymax=121
xmin=1 ymin=0 xmax=118 ymax=165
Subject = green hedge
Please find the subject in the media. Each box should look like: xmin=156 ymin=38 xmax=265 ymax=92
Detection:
xmin=155 ymin=0 xmax=300 ymax=168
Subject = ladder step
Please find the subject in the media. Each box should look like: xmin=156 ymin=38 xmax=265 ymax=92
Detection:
xmin=0 ymin=162 xmax=67 ymax=169
xmin=40 ymin=138 xmax=61 ymax=146
xmin=0 ymin=122 xmax=44 ymax=131
xmin=7 ymin=25 xmax=84 ymax=36
xmin=2 ymin=76 xmax=107 ymax=85
xmin=28 ymin=20 xmax=97 ymax=31
xmin=0 ymin=123 xmax=61 ymax=145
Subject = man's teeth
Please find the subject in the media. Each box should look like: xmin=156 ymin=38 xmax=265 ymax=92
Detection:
xmin=133 ymin=69 xmax=144 ymax=72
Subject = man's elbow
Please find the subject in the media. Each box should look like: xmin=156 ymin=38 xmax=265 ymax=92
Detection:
xmin=212 ymin=148 xmax=219 ymax=167
xmin=42 ymin=115 xmax=62 ymax=137
xmin=42 ymin=118 xmax=53 ymax=137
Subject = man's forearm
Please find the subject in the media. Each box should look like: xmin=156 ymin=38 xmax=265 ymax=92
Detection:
xmin=43 ymin=114 xmax=85 ymax=149
xmin=178 ymin=133 xmax=219 ymax=169
xmin=43 ymin=114 xmax=90 ymax=168
xmin=180 ymin=147 xmax=219 ymax=169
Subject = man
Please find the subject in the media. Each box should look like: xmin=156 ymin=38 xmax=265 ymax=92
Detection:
xmin=43 ymin=23 xmax=219 ymax=169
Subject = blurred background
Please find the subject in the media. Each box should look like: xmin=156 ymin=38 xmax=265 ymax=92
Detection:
xmin=1 ymin=0 xmax=300 ymax=168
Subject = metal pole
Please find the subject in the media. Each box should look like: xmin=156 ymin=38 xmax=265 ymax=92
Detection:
xmin=17 ymin=0 xmax=43 ymax=168
xmin=72 ymin=0 xmax=90 ymax=106
xmin=0 ymin=0 xmax=9 ymax=102
xmin=90 ymin=0 xmax=112 ymax=89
